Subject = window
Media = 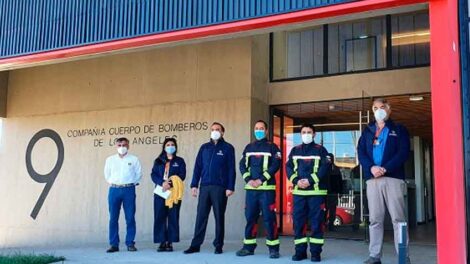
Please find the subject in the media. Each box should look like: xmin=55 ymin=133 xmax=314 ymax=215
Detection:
xmin=271 ymin=11 xmax=430 ymax=81
xmin=391 ymin=12 xmax=430 ymax=67
xmin=272 ymin=26 xmax=324 ymax=80
xmin=328 ymin=17 xmax=386 ymax=73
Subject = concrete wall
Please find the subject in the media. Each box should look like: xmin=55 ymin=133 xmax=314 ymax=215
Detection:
xmin=0 ymin=38 xmax=255 ymax=247
xmin=250 ymin=34 xmax=271 ymax=128
xmin=269 ymin=67 xmax=430 ymax=105
xmin=0 ymin=33 xmax=432 ymax=248
xmin=0 ymin=72 xmax=7 ymax=117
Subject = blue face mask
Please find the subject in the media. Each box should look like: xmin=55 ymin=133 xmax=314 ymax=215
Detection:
xmin=165 ymin=146 xmax=176 ymax=155
xmin=254 ymin=130 xmax=266 ymax=140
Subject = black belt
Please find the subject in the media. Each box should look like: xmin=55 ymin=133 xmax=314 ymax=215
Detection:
xmin=110 ymin=183 xmax=137 ymax=188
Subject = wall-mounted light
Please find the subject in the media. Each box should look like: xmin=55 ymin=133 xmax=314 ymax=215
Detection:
xmin=409 ymin=95 xmax=424 ymax=101
xmin=392 ymin=30 xmax=430 ymax=46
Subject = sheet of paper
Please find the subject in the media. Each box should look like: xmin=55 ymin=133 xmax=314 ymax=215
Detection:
xmin=154 ymin=185 xmax=171 ymax=199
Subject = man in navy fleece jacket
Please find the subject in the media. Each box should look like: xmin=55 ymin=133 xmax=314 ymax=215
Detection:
xmin=358 ymin=98 xmax=411 ymax=264
xmin=184 ymin=122 xmax=236 ymax=255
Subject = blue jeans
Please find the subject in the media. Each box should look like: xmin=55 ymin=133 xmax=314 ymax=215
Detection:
xmin=108 ymin=186 xmax=136 ymax=247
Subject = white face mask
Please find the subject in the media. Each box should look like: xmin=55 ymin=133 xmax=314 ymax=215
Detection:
xmin=117 ymin=146 xmax=128 ymax=155
xmin=374 ymin=109 xmax=388 ymax=122
xmin=211 ymin=131 xmax=221 ymax=141
xmin=301 ymin=133 xmax=313 ymax=144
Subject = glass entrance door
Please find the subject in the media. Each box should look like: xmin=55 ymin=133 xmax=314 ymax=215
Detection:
xmin=272 ymin=109 xmax=370 ymax=240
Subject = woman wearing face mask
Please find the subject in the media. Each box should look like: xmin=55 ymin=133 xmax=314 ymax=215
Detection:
xmin=151 ymin=138 xmax=186 ymax=252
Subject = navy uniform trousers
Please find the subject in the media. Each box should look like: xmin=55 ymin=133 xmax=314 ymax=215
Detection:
xmin=293 ymin=195 xmax=326 ymax=256
xmin=242 ymin=190 xmax=279 ymax=252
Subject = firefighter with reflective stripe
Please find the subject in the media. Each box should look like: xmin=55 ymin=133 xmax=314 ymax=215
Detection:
xmin=286 ymin=123 xmax=331 ymax=262
xmin=236 ymin=120 xmax=282 ymax=259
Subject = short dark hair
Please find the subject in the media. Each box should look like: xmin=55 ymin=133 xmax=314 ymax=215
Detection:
xmin=327 ymin=153 xmax=335 ymax=162
xmin=211 ymin=122 xmax=225 ymax=132
xmin=115 ymin=137 xmax=129 ymax=144
xmin=300 ymin=123 xmax=316 ymax=132
xmin=255 ymin=120 xmax=268 ymax=129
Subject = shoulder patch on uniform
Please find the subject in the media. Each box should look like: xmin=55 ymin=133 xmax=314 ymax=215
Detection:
xmin=276 ymin=152 xmax=282 ymax=159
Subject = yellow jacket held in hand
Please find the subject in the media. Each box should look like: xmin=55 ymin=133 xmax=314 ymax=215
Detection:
xmin=165 ymin=175 xmax=184 ymax=208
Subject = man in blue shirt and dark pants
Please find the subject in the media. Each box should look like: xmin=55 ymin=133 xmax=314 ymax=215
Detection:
xmin=184 ymin=122 xmax=236 ymax=255
xmin=358 ymin=98 xmax=411 ymax=264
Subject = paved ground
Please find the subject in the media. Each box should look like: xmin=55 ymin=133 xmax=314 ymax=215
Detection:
xmin=0 ymin=237 xmax=436 ymax=264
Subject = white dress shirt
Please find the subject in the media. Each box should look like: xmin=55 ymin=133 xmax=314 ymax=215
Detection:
xmin=104 ymin=153 xmax=142 ymax=185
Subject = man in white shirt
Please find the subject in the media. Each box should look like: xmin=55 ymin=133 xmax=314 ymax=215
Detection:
xmin=104 ymin=137 xmax=142 ymax=253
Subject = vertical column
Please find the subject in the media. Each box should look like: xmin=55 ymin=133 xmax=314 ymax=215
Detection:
xmin=413 ymin=136 xmax=424 ymax=224
xmin=0 ymin=72 xmax=8 ymax=118
xmin=429 ymin=0 xmax=467 ymax=262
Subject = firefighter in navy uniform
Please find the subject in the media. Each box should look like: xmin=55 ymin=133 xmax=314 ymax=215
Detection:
xmin=286 ymin=124 xmax=331 ymax=262
xmin=236 ymin=120 xmax=282 ymax=259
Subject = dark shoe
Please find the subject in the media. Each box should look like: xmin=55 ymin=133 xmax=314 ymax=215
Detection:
xmin=236 ymin=248 xmax=254 ymax=257
xmin=311 ymin=254 xmax=321 ymax=262
xmin=363 ymin=257 xmax=381 ymax=264
xmin=127 ymin=245 xmax=137 ymax=252
xmin=269 ymin=250 xmax=280 ymax=259
xmin=157 ymin=243 xmax=166 ymax=252
xmin=183 ymin=246 xmax=200 ymax=254
xmin=106 ymin=246 xmax=119 ymax=253
xmin=214 ymin=247 xmax=223 ymax=254
xmin=166 ymin=243 xmax=173 ymax=252
xmin=292 ymin=253 xmax=308 ymax=261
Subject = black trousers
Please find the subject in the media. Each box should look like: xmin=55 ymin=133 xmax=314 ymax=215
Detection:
xmin=327 ymin=194 xmax=338 ymax=228
xmin=190 ymin=185 xmax=228 ymax=248
xmin=153 ymin=195 xmax=181 ymax=243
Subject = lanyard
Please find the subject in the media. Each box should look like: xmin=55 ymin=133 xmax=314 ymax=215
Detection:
xmin=374 ymin=126 xmax=385 ymax=146
xmin=163 ymin=161 xmax=170 ymax=181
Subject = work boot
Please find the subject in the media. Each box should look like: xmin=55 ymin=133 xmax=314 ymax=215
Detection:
xmin=292 ymin=252 xmax=308 ymax=261
xmin=311 ymin=254 xmax=321 ymax=262
xmin=269 ymin=250 xmax=280 ymax=259
xmin=363 ymin=256 xmax=381 ymax=264
xmin=183 ymin=246 xmax=200 ymax=254
xmin=214 ymin=247 xmax=223 ymax=254
xmin=236 ymin=248 xmax=254 ymax=256
xmin=106 ymin=246 xmax=119 ymax=253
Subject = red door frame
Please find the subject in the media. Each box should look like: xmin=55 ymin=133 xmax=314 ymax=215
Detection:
xmin=0 ymin=0 xmax=466 ymax=262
